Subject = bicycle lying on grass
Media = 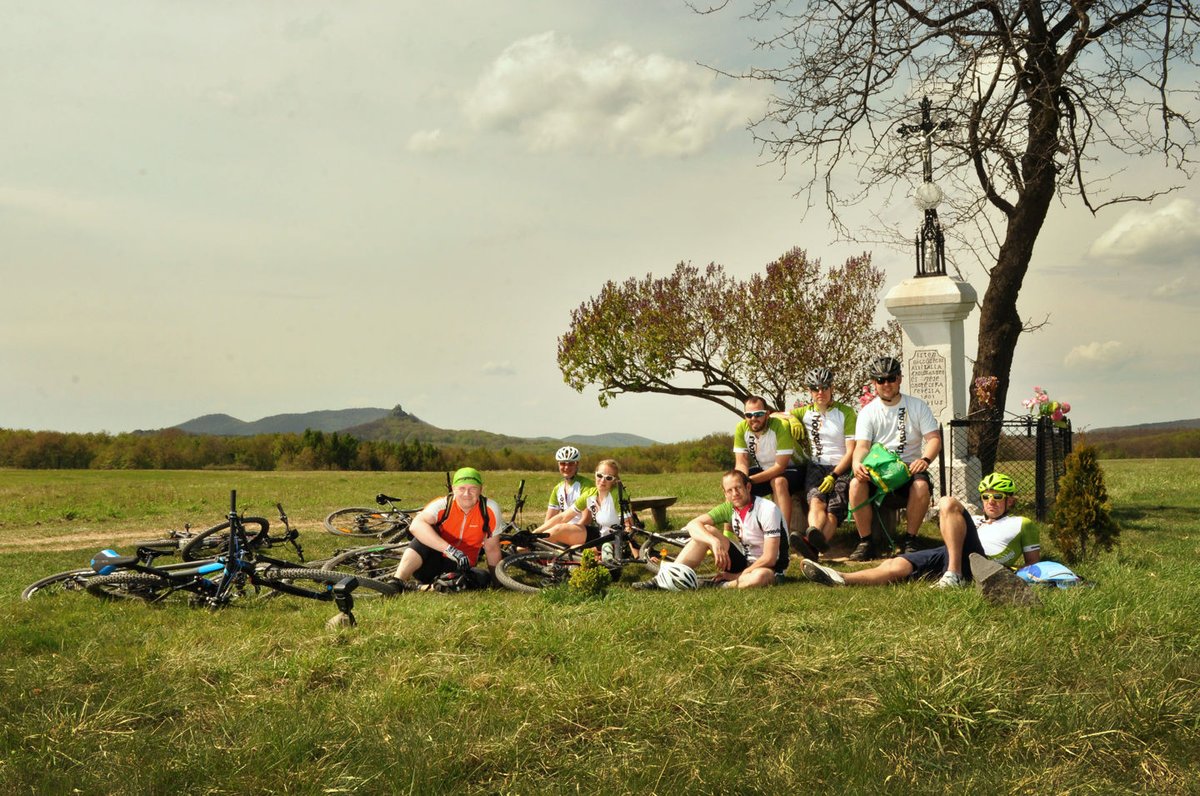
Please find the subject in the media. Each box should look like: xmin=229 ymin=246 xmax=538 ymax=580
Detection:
xmin=82 ymin=491 xmax=398 ymax=606
xmin=322 ymin=494 xmax=416 ymax=542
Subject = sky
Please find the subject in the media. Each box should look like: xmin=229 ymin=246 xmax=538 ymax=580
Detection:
xmin=3 ymin=1 xmax=1198 ymax=445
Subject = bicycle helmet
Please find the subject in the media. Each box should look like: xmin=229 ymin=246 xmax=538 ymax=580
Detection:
xmin=805 ymin=367 xmax=834 ymax=388
xmin=555 ymin=445 xmax=581 ymax=463
xmin=868 ymin=355 xmax=902 ymax=380
xmin=978 ymin=472 xmax=1017 ymax=495
xmin=654 ymin=561 xmax=699 ymax=591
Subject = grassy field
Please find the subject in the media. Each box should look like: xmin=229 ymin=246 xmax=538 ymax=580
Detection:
xmin=2 ymin=462 xmax=1198 ymax=794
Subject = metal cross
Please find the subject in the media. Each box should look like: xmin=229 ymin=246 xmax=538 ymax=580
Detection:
xmin=897 ymin=97 xmax=953 ymax=277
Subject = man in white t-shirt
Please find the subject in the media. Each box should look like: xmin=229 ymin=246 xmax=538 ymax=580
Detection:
xmin=847 ymin=355 xmax=942 ymax=561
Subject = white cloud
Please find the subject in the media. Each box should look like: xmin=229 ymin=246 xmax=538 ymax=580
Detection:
xmin=481 ymin=361 xmax=516 ymax=376
xmin=406 ymin=128 xmax=455 ymax=154
xmin=464 ymin=31 xmax=762 ymax=157
xmin=1088 ymin=198 xmax=1200 ymax=265
xmin=1150 ymin=273 xmax=1199 ymax=298
xmin=1064 ymin=341 xmax=1134 ymax=369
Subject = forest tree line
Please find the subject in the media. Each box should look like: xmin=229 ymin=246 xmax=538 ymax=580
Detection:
xmin=0 ymin=428 xmax=736 ymax=474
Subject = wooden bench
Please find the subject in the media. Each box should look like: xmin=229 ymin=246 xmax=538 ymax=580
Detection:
xmin=630 ymin=496 xmax=678 ymax=531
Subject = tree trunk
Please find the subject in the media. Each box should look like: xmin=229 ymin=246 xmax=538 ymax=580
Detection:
xmin=970 ymin=60 xmax=1061 ymax=473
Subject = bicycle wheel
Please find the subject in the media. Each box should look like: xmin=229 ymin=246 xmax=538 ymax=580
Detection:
xmin=494 ymin=551 xmax=582 ymax=593
xmin=84 ymin=571 xmax=190 ymax=603
xmin=21 ymin=569 xmax=94 ymax=600
xmin=323 ymin=507 xmax=411 ymax=539
xmin=180 ymin=517 xmax=270 ymax=561
xmin=637 ymin=532 xmax=723 ymax=580
xmin=319 ymin=543 xmax=410 ymax=579
xmin=257 ymin=568 xmax=399 ymax=600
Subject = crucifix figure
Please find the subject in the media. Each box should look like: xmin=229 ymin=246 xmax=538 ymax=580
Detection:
xmin=897 ymin=97 xmax=953 ymax=277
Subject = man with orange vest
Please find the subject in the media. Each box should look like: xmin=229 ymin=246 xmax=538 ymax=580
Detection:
xmin=392 ymin=467 xmax=503 ymax=589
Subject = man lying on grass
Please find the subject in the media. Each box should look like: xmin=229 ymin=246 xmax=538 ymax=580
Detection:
xmin=802 ymin=472 xmax=1040 ymax=589
xmin=639 ymin=469 xmax=789 ymax=590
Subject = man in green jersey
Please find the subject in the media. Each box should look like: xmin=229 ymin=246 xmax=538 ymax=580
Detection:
xmin=733 ymin=395 xmax=805 ymax=540
xmin=801 ymin=472 xmax=1040 ymax=588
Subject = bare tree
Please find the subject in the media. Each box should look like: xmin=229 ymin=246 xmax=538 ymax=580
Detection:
xmin=702 ymin=0 xmax=1200 ymax=441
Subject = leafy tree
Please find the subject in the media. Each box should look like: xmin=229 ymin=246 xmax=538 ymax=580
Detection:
xmin=703 ymin=0 xmax=1199 ymax=436
xmin=557 ymin=247 xmax=898 ymax=414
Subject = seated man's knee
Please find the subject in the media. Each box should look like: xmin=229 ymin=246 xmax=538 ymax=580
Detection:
xmin=938 ymin=495 xmax=963 ymax=514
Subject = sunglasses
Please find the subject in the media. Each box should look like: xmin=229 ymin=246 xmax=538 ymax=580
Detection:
xmin=808 ymin=384 xmax=831 ymax=391
xmin=873 ymin=376 xmax=899 ymax=384
xmin=980 ymin=492 xmax=1009 ymax=502
xmin=594 ymin=473 xmax=617 ymax=482
xmin=743 ymin=410 xmax=768 ymax=419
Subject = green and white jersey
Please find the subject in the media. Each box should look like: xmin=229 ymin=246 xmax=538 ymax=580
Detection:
xmin=790 ymin=401 xmax=857 ymax=466
xmin=547 ymin=477 xmax=586 ymax=524
xmin=732 ymin=416 xmax=796 ymax=471
xmin=977 ymin=514 xmax=1040 ymax=567
xmin=705 ymin=496 xmax=784 ymax=561
xmin=573 ymin=486 xmax=626 ymax=531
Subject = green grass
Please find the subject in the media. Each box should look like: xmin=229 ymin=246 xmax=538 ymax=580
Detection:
xmin=2 ymin=462 xmax=1199 ymax=794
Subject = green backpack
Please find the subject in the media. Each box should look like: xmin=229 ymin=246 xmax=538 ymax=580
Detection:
xmin=849 ymin=443 xmax=912 ymax=514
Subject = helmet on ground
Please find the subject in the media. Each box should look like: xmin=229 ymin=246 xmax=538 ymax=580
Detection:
xmin=978 ymin=472 xmax=1017 ymax=494
xmin=555 ymin=445 xmax=581 ymax=463
xmin=654 ymin=561 xmax=698 ymax=591
xmin=868 ymin=356 xmax=902 ymax=380
xmin=805 ymin=367 xmax=834 ymax=389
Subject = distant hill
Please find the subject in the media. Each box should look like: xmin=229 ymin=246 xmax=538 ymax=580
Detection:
xmin=174 ymin=408 xmax=391 ymax=436
xmin=173 ymin=404 xmax=661 ymax=449
xmin=1085 ymin=418 xmax=1200 ymax=459
xmin=1089 ymin=418 xmax=1200 ymax=434
xmin=563 ymin=432 xmax=658 ymax=448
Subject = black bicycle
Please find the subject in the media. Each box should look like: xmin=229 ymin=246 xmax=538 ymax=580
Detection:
xmin=21 ymin=522 xmax=212 ymax=600
xmin=83 ymin=491 xmax=398 ymax=606
xmin=323 ymin=494 xmax=415 ymax=541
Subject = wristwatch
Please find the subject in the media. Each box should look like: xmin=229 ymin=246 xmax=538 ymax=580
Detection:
xmin=919 ymin=456 xmax=932 ymax=464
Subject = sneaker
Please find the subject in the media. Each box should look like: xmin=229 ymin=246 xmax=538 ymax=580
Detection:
xmin=902 ymin=535 xmax=919 ymax=555
xmin=789 ymin=532 xmax=819 ymax=561
xmin=801 ymin=559 xmax=846 ymax=587
xmin=631 ymin=579 xmax=663 ymax=591
xmin=932 ymin=570 xmax=965 ymax=589
xmin=846 ymin=540 xmax=876 ymax=562
xmin=806 ymin=526 xmax=829 ymax=553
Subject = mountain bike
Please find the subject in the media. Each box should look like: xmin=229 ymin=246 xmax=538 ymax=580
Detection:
xmin=180 ymin=502 xmax=300 ymax=562
xmin=323 ymin=494 xmax=415 ymax=541
xmin=83 ymin=491 xmax=398 ymax=606
xmin=20 ymin=520 xmax=220 ymax=600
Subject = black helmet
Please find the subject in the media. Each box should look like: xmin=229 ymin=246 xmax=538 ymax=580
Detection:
xmin=868 ymin=356 xmax=902 ymax=380
xmin=805 ymin=367 xmax=834 ymax=389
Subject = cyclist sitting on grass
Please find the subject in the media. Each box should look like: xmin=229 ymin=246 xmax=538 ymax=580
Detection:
xmin=391 ymin=467 xmax=503 ymax=590
xmin=640 ymin=469 xmax=789 ymax=590
xmin=801 ymin=472 xmax=1040 ymax=589
xmin=545 ymin=446 xmax=587 ymax=524
xmin=530 ymin=458 xmax=633 ymax=548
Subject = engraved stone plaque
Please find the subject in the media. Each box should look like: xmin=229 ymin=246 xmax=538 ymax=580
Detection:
xmin=907 ymin=348 xmax=947 ymax=416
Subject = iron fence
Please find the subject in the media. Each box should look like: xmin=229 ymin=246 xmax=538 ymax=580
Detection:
xmin=942 ymin=416 xmax=1073 ymax=521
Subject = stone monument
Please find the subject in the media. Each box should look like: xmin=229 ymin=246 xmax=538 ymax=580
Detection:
xmin=886 ymin=97 xmax=980 ymax=502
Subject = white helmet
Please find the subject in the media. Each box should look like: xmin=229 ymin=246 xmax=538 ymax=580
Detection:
xmin=654 ymin=561 xmax=698 ymax=591
xmin=555 ymin=445 xmax=581 ymax=463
